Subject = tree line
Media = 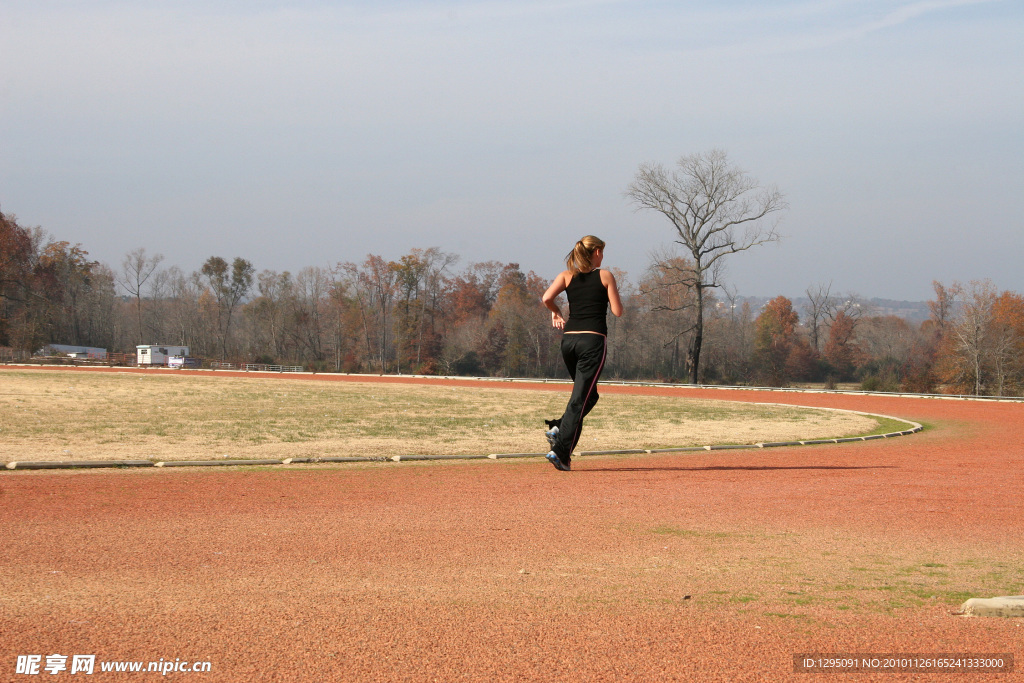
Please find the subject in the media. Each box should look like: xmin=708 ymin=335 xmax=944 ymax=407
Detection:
xmin=3 ymin=207 xmax=1023 ymax=396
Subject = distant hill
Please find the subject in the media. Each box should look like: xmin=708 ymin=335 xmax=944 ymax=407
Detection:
xmin=734 ymin=296 xmax=931 ymax=324
xmin=865 ymin=298 xmax=931 ymax=323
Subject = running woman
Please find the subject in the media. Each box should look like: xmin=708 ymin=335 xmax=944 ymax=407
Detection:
xmin=540 ymin=235 xmax=624 ymax=471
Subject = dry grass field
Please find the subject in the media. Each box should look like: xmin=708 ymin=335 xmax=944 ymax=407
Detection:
xmin=0 ymin=369 xmax=885 ymax=462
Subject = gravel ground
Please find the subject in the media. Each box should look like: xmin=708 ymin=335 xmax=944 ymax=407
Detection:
xmin=1 ymin=372 xmax=1022 ymax=681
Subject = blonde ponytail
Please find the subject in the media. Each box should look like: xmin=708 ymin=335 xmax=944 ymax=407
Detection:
xmin=565 ymin=235 xmax=606 ymax=275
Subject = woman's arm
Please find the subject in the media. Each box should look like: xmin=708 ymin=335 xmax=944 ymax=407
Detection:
xmin=602 ymin=269 xmax=624 ymax=317
xmin=541 ymin=271 xmax=570 ymax=329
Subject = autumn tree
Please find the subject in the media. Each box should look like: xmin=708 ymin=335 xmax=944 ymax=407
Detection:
xmin=989 ymin=291 xmax=1024 ymax=395
xmin=0 ymin=210 xmax=39 ymax=351
xmin=325 ymin=269 xmax=362 ymax=372
xmin=432 ymin=261 xmax=514 ymax=376
xmin=1 ymin=211 xmax=116 ymax=355
xmin=393 ymin=248 xmax=457 ymax=373
xmin=439 ymin=261 xmax=510 ymax=375
xmin=753 ymin=296 xmax=810 ymax=386
xmin=822 ymin=310 xmax=860 ymax=380
xmin=936 ymin=280 xmax=996 ymax=395
xmin=487 ymin=264 xmax=555 ymax=377
xmin=339 ymin=255 xmax=399 ymax=373
xmin=910 ymin=280 xmax=961 ymax=391
xmin=0 ymin=212 xmax=34 ymax=299
xmin=446 ymin=261 xmax=507 ymax=325
xmin=941 ymin=285 xmax=1024 ymax=396
xmin=34 ymin=241 xmax=113 ymax=348
xmin=626 ymin=149 xmax=786 ymax=384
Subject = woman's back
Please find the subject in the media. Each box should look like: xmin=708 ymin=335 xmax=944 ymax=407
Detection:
xmin=564 ymin=269 xmax=609 ymax=335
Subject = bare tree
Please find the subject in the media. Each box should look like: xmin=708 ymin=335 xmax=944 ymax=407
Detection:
xmin=928 ymin=280 xmax=961 ymax=336
xmin=833 ymin=293 xmax=869 ymax=322
xmin=340 ymin=255 xmax=399 ymax=373
xmin=950 ymin=280 xmax=996 ymax=396
xmin=702 ymin=285 xmax=754 ymax=384
xmin=636 ymin=252 xmax=701 ymax=379
xmin=626 ymin=149 xmax=787 ymax=383
xmin=804 ymin=282 xmax=834 ymax=354
xmin=327 ymin=268 xmax=355 ymax=372
xmin=805 ymin=283 xmax=870 ymax=355
xmin=161 ymin=267 xmax=206 ymax=353
xmin=290 ymin=266 xmax=330 ymax=363
xmin=200 ymin=256 xmax=255 ymax=359
xmin=116 ymin=248 xmax=164 ymax=346
xmin=249 ymin=269 xmax=293 ymax=361
xmin=417 ymin=248 xmax=458 ymax=367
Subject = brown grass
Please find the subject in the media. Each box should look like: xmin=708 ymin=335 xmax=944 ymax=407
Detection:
xmin=0 ymin=370 xmax=879 ymax=461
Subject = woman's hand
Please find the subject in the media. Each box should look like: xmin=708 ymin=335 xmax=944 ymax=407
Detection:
xmin=542 ymin=271 xmax=571 ymax=329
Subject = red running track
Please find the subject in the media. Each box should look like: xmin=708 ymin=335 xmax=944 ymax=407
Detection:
xmin=1 ymin=370 xmax=1022 ymax=681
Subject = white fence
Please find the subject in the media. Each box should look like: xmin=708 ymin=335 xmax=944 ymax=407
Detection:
xmin=208 ymin=362 xmax=302 ymax=372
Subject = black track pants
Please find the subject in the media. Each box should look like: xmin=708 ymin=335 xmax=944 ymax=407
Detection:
xmin=552 ymin=333 xmax=607 ymax=459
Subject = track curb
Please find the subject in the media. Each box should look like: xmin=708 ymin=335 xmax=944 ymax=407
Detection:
xmin=4 ymin=422 xmax=922 ymax=471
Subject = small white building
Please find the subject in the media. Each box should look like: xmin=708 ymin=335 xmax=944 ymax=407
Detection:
xmin=137 ymin=345 xmax=190 ymax=366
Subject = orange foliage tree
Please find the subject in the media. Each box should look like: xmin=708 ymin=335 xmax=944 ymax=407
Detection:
xmin=989 ymin=291 xmax=1024 ymax=395
xmin=934 ymin=280 xmax=1024 ymax=396
xmin=753 ymin=296 xmax=812 ymax=386
xmin=822 ymin=310 xmax=861 ymax=380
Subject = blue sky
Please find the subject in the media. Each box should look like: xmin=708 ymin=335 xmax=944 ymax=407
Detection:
xmin=2 ymin=0 xmax=1021 ymax=301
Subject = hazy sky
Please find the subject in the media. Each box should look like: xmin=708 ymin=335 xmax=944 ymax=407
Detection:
xmin=2 ymin=0 xmax=1021 ymax=301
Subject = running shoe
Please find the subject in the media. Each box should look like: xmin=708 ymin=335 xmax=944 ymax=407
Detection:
xmin=544 ymin=425 xmax=559 ymax=449
xmin=546 ymin=451 xmax=570 ymax=471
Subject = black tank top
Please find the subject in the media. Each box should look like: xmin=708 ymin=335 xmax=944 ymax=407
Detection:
xmin=563 ymin=269 xmax=609 ymax=335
